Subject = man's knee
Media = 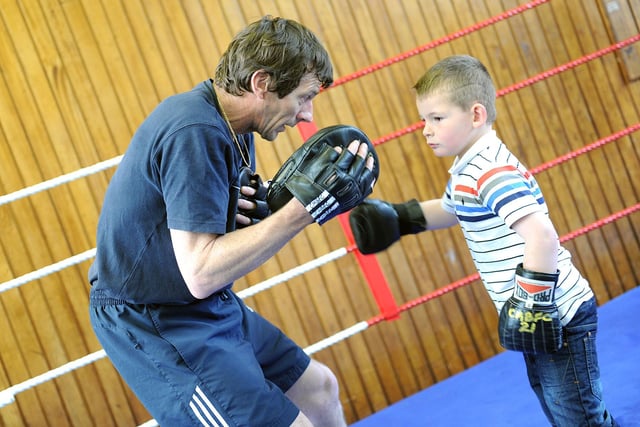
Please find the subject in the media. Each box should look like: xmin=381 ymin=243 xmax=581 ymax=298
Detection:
xmin=286 ymin=360 xmax=345 ymax=426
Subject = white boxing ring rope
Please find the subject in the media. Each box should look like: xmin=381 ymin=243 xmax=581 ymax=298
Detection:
xmin=0 ymin=244 xmax=356 ymax=408
xmin=0 ymin=245 xmax=349 ymax=298
xmin=0 ymin=123 xmax=637 ymax=411
xmin=0 ymin=155 xmax=123 ymax=207
xmin=235 ymin=246 xmax=352 ymax=299
xmin=0 ymin=350 xmax=107 ymax=407
xmin=0 ymin=249 xmax=96 ymax=295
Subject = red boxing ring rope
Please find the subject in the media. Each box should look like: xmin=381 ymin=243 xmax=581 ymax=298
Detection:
xmin=394 ymin=202 xmax=640 ymax=323
xmin=328 ymin=0 xmax=552 ymax=89
xmin=299 ymin=1 xmax=581 ymax=322
xmin=371 ymin=33 xmax=640 ymax=147
xmin=529 ymin=123 xmax=640 ymax=174
xmin=301 ymin=29 xmax=640 ymax=321
xmin=363 ymin=115 xmax=640 ymax=324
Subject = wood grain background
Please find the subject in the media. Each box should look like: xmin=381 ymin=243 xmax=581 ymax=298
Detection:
xmin=1 ymin=0 xmax=639 ymax=425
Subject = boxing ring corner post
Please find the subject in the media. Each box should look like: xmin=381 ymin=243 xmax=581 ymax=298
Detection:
xmin=297 ymin=121 xmax=401 ymax=322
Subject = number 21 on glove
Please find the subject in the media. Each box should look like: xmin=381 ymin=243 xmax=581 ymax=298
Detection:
xmin=498 ymin=263 xmax=563 ymax=354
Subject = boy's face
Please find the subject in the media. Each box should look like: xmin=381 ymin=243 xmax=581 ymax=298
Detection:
xmin=416 ymin=92 xmax=480 ymax=158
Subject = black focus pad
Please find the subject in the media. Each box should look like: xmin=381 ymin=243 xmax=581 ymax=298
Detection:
xmin=266 ymin=125 xmax=380 ymax=224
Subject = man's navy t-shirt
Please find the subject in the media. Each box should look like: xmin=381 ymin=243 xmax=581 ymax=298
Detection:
xmin=89 ymin=81 xmax=254 ymax=305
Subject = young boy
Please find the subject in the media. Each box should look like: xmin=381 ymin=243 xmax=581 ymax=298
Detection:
xmin=349 ymin=54 xmax=617 ymax=426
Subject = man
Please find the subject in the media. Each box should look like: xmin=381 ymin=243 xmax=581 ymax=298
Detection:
xmin=89 ymin=16 xmax=375 ymax=426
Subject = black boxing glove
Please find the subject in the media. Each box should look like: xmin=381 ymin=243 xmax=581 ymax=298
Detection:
xmin=236 ymin=167 xmax=270 ymax=228
xmin=349 ymin=198 xmax=427 ymax=254
xmin=498 ymin=263 xmax=563 ymax=354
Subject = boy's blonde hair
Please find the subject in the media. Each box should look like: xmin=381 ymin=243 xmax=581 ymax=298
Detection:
xmin=413 ymin=55 xmax=497 ymax=124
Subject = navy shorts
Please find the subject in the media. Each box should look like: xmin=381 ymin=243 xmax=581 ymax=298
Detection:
xmin=90 ymin=290 xmax=310 ymax=426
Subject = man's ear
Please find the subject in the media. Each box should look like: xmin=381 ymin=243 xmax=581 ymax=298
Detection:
xmin=250 ymin=70 xmax=271 ymax=99
xmin=471 ymin=102 xmax=488 ymax=127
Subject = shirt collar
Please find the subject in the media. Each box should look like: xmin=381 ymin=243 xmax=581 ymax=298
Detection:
xmin=448 ymin=130 xmax=500 ymax=175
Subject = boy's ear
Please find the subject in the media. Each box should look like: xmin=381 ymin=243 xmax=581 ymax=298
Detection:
xmin=471 ymin=103 xmax=488 ymax=127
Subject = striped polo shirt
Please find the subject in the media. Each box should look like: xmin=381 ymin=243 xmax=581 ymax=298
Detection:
xmin=441 ymin=131 xmax=593 ymax=325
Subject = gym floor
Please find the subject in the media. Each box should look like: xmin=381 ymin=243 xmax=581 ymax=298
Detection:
xmin=352 ymin=286 xmax=640 ymax=427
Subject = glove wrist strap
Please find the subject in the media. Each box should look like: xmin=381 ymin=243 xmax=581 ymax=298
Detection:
xmin=513 ymin=263 xmax=559 ymax=307
xmin=393 ymin=199 xmax=427 ymax=235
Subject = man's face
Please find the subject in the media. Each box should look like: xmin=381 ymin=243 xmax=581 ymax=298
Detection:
xmin=256 ymin=73 xmax=321 ymax=141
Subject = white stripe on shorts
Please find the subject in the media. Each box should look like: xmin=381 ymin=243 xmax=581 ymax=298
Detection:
xmin=189 ymin=385 xmax=229 ymax=427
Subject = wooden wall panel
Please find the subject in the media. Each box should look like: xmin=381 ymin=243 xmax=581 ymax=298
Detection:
xmin=1 ymin=0 xmax=639 ymax=425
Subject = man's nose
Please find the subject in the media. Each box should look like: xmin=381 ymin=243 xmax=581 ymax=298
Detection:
xmin=297 ymin=101 xmax=313 ymax=123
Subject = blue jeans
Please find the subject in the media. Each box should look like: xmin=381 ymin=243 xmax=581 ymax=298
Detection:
xmin=524 ymin=297 xmax=617 ymax=426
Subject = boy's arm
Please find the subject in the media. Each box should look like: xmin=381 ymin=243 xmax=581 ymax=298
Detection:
xmin=498 ymin=211 xmax=563 ymax=354
xmin=510 ymin=211 xmax=559 ymax=274
xmin=421 ymin=199 xmax=458 ymax=230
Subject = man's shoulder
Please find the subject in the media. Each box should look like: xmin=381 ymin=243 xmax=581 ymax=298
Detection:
xmin=146 ymin=89 xmax=223 ymax=133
